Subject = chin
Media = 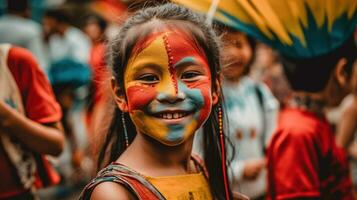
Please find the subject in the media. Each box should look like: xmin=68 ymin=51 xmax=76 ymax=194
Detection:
xmin=155 ymin=136 xmax=186 ymax=146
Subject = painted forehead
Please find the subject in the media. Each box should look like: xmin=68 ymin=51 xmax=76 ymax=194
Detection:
xmin=129 ymin=29 xmax=209 ymax=69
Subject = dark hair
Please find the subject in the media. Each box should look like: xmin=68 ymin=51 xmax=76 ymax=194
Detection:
xmin=122 ymin=0 xmax=170 ymax=12
xmin=7 ymin=0 xmax=28 ymax=13
xmin=281 ymin=34 xmax=356 ymax=92
xmin=44 ymin=8 xmax=71 ymax=24
xmin=97 ymin=3 xmax=233 ymax=200
xmin=84 ymin=13 xmax=108 ymax=32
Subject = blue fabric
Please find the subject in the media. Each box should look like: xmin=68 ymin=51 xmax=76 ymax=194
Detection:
xmin=49 ymin=58 xmax=91 ymax=89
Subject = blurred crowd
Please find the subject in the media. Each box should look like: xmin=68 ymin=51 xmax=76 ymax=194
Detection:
xmin=0 ymin=0 xmax=355 ymax=200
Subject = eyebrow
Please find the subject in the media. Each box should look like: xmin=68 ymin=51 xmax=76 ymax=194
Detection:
xmin=129 ymin=62 xmax=165 ymax=77
xmin=131 ymin=62 xmax=164 ymax=71
xmin=173 ymin=56 xmax=200 ymax=68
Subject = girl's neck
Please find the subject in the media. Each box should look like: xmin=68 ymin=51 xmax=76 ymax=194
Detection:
xmin=116 ymin=133 xmax=195 ymax=177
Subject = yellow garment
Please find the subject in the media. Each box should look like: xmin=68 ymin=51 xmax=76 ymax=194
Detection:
xmin=145 ymin=172 xmax=213 ymax=200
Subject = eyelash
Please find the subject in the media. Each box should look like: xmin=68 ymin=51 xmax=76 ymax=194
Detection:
xmin=137 ymin=74 xmax=159 ymax=83
xmin=136 ymin=71 xmax=202 ymax=84
xmin=181 ymin=71 xmax=202 ymax=80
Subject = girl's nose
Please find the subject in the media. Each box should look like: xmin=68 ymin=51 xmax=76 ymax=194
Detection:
xmin=157 ymin=80 xmax=186 ymax=103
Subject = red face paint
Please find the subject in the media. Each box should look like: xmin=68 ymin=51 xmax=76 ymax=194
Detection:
xmin=126 ymin=85 xmax=157 ymax=111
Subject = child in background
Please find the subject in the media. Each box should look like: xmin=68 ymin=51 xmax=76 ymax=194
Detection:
xmin=79 ymin=3 xmax=247 ymax=200
xmin=218 ymin=25 xmax=279 ymax=200
xmin=83 ymin=13 xmax=108 ymax=110
xmin=82 ymin=13 xmax=111 ymax=160
xmin=267 ymin=30 xmax=356 ymax=200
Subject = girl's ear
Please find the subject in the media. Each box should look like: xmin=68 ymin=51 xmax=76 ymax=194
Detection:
xmin=212 ymin=77 xmax=221 ymax=105
xmin=334 ymin=57 xmax=348 ymax=88
xmin=111 ymin=77 xmax=129 ymax=112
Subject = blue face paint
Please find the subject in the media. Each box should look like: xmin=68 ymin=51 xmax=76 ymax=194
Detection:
xmin=173 ymin=56 xmax=197 ymax=68
xmin=147 ymin=80 xmax=205 ymax=143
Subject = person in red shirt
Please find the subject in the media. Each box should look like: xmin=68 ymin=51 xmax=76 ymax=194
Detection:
xmin=0 ymin=45 xmax=64 ymax=200
xmin=83 ymin=13 xmax=108 ymax=108
xmin=266 ymin=34 xmax=356 ymax=199
xmin=83 ymin=13 xmax=111 ymax=151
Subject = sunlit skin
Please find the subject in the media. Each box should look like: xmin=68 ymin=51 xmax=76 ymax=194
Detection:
xmin=221 ymin=32 xmax=253 ymax=82
xmin=123 ymin=30 xmax=214 ymax=146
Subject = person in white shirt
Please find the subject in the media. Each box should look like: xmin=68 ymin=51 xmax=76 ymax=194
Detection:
xmin=0 ymin=0 xmax=48 ymax=71
xmin=42 ymin=8 xmax=91 ymax=66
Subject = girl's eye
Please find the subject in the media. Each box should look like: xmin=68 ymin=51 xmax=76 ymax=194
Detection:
xmin=181 ymin=71 xmax=202 ymax=81
xmin=137 ymin=74 xmax=159 ymax=83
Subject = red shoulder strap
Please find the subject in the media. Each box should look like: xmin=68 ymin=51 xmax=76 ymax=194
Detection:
xmin=122 ymin=175 xmax=162 ymax=200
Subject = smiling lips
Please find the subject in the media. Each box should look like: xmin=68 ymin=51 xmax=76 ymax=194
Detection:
xmin=154 ymin=111 xmax=192 ymax=120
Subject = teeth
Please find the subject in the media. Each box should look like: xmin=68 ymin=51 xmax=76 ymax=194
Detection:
xmin=173 ymin=113 xmax=179 ymax=119
xmin=158 ymin=112 xmax=188 ymax=119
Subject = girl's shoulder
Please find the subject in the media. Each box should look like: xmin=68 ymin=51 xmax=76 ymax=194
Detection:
xmin=78 ymin=162 xmax=165 ymax=200
xmin=89 ymin=181 xmax=134 ymax=200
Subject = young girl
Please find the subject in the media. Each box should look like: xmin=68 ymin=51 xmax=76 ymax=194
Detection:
xmin=79 ymin=3 xmax=244 ymax=200
xmin=218 ymin=25 xmax=278 ymax=200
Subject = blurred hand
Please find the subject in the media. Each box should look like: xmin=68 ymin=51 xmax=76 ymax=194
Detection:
xmin=243 ymin=158 xmax=266 ymax=180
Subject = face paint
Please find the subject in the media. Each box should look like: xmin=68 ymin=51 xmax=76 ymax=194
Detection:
xmin=124 ymin=30 xmax=213 ymax=146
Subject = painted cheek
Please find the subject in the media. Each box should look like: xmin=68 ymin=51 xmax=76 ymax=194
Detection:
xmin=181 ymin=79 xmax=212 ymax=126
xmin=196 ymin=81 xmax=212 ymax=126
xmin=126 ymin=85 xmax=157 ymax=112
xmin=130 ymin=110 xmax=169 ymax=141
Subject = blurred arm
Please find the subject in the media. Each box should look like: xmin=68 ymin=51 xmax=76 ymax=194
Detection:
xmin=0 ymin=101 xmax=64 ymax=156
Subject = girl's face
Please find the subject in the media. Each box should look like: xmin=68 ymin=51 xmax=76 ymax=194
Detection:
xmin=121 ymin=30 xmax=217 ymax=146
xmin=221 ymin=32 xmax=253 ymax=81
